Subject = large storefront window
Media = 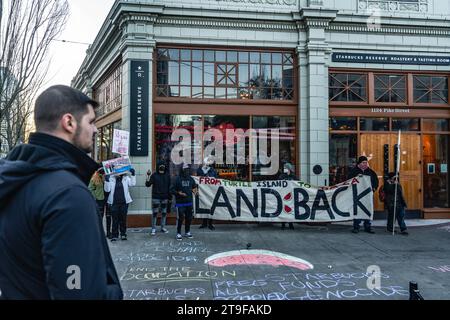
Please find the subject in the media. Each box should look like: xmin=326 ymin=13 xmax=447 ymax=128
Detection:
xmin=155 ymin=114 xmax=296 ymax=182
xmin=423 ymin=134 xmax=449 ymax=208
xmin=252 ymin=116 xmax=296 ymax=181
xmin=95 ymin=121 xmax=122 ymax=162
xmin=414 ymin=76 xmax=448 ymax=104
xmin=329 ymin=134 xmax=357 ymax=185
xmin=156 ymin=48 xmax=295 ymax=101
xmin=374 ymin=74 xmax=406 ymax=103
xmin=93 ymin=62 xmax=122 ymax=117
xmin=329 ymin=73 xmax=367 ymax=102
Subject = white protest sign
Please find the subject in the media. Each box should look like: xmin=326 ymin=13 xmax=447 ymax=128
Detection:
xmin=112 ymin=129 xmax=130 ymax=156
xmin=194 ymin=176 xmax=374 ymax=222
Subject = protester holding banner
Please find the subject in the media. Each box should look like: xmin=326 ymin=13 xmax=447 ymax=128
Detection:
xmin=348 ymin=156 xmax=379 ymax=234
xmin=172 ymin=164 xmax=198 ymax=241
xmin=278 ymin=163 xmax=297 ymax=230
xmin=105 ymin=169 xmax=136 ymax=241
xmin=146 ymin=161 xmax=171 ymax=236
xmin=197 ymin=157 xmax=218 ymax=230
xmin=383 ymin=172 xmax=408 ymax=235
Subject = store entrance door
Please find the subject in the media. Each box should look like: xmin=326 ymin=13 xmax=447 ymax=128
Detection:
xmin=360 ymin=133 xmax=422 ymax=212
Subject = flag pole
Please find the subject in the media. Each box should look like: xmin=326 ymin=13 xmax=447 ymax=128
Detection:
xmin=392 ymin=130 xmax=401 ymax=236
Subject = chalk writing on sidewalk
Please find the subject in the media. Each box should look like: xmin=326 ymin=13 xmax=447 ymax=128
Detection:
xmin=124 ymin=287 xmax=208 ymax=300
xmin=427 ymin=265 xmax=450 ymax=273
xmin=114 ymin=253 xmax=199 ymax=263
xmin=121 ymin=266 xmax=237 ymax=283
xmin=212 ymin=272 xmax=408 ymax=300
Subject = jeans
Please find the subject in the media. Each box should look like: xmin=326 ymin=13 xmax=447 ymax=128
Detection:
xmin=152 ymin=199 xmax=168 ymax=229
xmin=387 ymin=206 xmax=407 ymax=231
xmin=177 ymin=206 xmax=193 ymax=234
xmin=353 ymin=219 xmax=372 ymax=231
xmin=96 ymin=200 xmax=106 ymax=218
xmin=111 ymin=203 xmax=129 ymax=238
xmin=105 ymin=204 xmax=112 ymax=236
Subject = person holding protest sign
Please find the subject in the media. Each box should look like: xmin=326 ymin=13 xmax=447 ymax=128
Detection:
xmin=105 ymin=169 xmax=136 ymax=241
xmin=172 ymin=163 xmax=198 ymax=241
xmin=348 ymin=156 xmax=379 ymax=234
xmin=383 ymin=172 xmax=408 ymax=235
xmin=197 ymin=157 xmax=218 ymax=230
xmin=146 ymin=161 xmax=171 ymax=236
xmin=279 ymin=163 xmax=297 ymax=230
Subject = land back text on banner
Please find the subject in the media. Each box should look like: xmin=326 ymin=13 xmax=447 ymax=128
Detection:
xmin=194 ymin=175 xmax=374 ymax=222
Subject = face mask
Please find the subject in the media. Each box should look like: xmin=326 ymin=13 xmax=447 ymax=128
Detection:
xmin=159 ymin=166 xmax=165 ymax=173
xmin=284 ymin=169 xmax=289 ymax=174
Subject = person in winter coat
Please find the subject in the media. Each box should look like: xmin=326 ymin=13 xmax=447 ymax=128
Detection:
xmin=383 ymin=172 xmax=408 ymax=235
xmin=279 ymin=163 xmax=297 ymax=230
xmin=0 ymin=85 xmax=122 ymax=300
xmin=146 ymin=161 xmax=171 ymax=236
xmin=89 ymin=167 xmax=111 ymax=238
xmin=104 ymin=170 xmax=136 ymax=241
xmin=197 ymin=157 xmax=218 ymax=230
xmin=171 ymin=163 xmax=198 ymax=241
xmin=348 ymin=156 xmax=379 ymax=234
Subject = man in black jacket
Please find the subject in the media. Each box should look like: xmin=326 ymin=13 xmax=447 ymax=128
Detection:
xmin=171 ymin=163 xmax=198 ymax=241
xmin=146 ymin=161 xmax=171 ymax=236
xmin=348 ymin=156 xmax=379 ymax=234
xmin=0 ymin=85 xmax=123 ymax=300
xmin=383 ymin=172 xmax=408 ymax=235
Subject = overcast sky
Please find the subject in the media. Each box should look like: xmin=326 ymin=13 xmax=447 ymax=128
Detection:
xmin=44 ymin=0 xmax=116 ymax=89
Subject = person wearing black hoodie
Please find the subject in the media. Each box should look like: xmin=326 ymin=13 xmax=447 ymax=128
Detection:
xmin=0 ymin=85 xmax=122 ymax=300
xmin=348 ymin=156 xmax=379 ymax=234
xmin=146 ymin=161 xmax=171 ymax=236
xmin=171 ymin=163 xmax=198 ymax=241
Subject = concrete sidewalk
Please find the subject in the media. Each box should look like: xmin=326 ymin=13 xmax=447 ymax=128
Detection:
xmin=109 ymin=222 xmax=450 ymax=300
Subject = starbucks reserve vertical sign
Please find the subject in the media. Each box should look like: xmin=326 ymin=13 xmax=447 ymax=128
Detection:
xmin=130 ymin=60 xmax=149 ymax=156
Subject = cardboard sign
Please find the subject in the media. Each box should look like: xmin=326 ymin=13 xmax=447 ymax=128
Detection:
xmin=103 ymin=156 xmax=132 ymax=176
xmin=112 ymin=129 xmax=130 ymax=156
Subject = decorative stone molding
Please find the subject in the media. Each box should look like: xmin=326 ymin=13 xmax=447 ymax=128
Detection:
xmin=328 ymin=23 xmax=450 ymax=36
xmin=156 ymin=16 xmax=300 ymax=31
xmin=119 ymin=13 xmax=158 ymax=30
xmin=214 ymin=0 xmax=297 ymax=6
xmin=358 ymin=0 xmax=429 ymax=13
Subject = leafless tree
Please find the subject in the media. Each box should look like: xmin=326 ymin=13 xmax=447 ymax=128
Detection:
xmin=0 ymin=0 xmax=69 ymax=155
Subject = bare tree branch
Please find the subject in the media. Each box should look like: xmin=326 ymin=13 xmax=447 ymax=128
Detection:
xmin=0 ymin=0 xmax=69 ymax=155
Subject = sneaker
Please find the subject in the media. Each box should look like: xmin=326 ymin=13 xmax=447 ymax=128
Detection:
xmin=161 ymin=228 xmax=169 ymax=234
xmin=184 ymin=232 xmax=193 ymax=239
xmin=176 ymin=234 xmax=183 ymax=241
xmin=121 ymin=235 xmax=127 ymax=241
xmin=365 ymin=229 xmax=375 ymax=234
xmin=151 ymin=229 xmax=156 ymax=236
xmin=106 ymin=233 xmax=112 ymax=239
xmin=110 ymin=238 xmax=118 ymax=242
xmin=351 ymin=229 xmax=359 ymax=234
xmin=208 ymin=224 xmax=215 ymax=231
xmin=400 ymin=230 xmax=409 ymax=235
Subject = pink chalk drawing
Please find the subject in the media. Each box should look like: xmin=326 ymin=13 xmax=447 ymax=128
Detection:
xmin=204 ymin=250 xmax=314 ymax=271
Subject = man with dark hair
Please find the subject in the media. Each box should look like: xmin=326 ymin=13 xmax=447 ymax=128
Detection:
xmin=348 ymin=156 xmax=379 ymax=234
xmin=0 ymin=85 xmax=123 ymax=300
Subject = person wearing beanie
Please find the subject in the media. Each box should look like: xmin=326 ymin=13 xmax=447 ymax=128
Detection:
xmin=348 ymin=155 xmax=379 ymax=234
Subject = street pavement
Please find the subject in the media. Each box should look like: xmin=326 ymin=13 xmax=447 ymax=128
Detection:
xmin=109 ymin=221 xmax=450 ymax=300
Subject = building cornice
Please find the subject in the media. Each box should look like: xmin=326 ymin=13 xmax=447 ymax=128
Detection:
xmin=156 ymin=16 xmax=300 ymax=31
xmin=328 ymin=23 xmax=450 ymax=36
